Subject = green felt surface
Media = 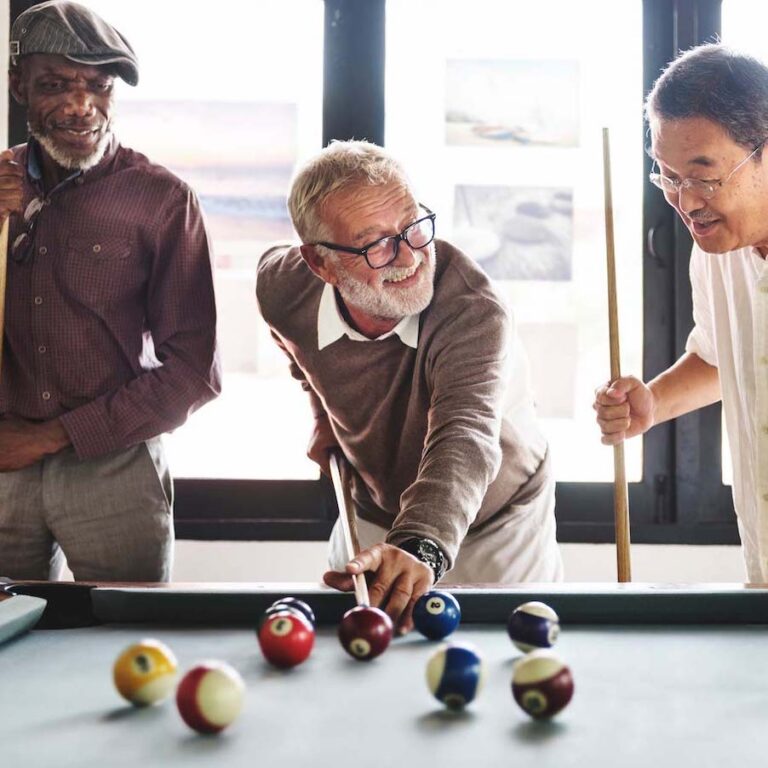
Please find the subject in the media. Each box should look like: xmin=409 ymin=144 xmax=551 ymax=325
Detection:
xmin=2 ymin=621 xmax=767 ymax=768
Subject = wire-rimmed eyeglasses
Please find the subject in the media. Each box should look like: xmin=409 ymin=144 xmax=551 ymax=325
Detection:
xmin=314 ymin=204 xmax=436 ymax=269
xmin=649 ymin=140 xmax=766 ymax=201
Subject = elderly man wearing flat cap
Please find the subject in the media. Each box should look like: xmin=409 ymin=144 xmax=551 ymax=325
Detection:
xmin=0 ymin=1 xmax=221 ymax=581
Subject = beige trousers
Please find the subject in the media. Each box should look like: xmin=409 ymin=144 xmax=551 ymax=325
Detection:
xmin=0 ymin=437 xmax=173 ymax=581
xmin=328 ymin=474 xmax=563 ymax=584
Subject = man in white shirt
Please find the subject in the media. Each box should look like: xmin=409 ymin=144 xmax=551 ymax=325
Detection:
xmin=594 ymin=43 xmax=768 ymax=582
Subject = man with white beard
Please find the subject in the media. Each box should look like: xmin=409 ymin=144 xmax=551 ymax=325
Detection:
xmin=0 ymin=1 xmax=220 ymax=581
xmin=257 ymin=140 xmax=562 ymax=633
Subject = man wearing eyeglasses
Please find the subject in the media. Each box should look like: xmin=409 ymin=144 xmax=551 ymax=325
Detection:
xmin=0 ymin=2 xmax=220 ymax=581
xmin=258 ymin=140 xmax=562 ymax=633
xmin=594 ymin=43 xmax=768 ymax=582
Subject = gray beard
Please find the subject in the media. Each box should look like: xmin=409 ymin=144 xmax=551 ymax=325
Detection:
xmin=30 ymin=126 xmax=111 ymax=172
xmin=334 ymin=247 xmax=436 ymax=321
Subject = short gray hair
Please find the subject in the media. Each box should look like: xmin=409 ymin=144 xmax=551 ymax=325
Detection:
xmin=287 ymin=140 xmax=410 ymax=243
xmin=646 ymin=43 xmax=768 ymax=152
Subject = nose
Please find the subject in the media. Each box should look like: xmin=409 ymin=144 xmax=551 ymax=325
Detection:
xmin=62 ymin=87 xmax=95 ymax=118
xmin=674 ymin=184 xmax=709 ymax=217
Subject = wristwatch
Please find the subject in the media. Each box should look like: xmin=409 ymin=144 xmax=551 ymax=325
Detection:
xmin=398 ymin=537 xmax=448 ymax=582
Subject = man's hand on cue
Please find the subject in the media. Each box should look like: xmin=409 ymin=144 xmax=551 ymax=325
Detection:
xmin=323 ymin=542 xmax=434 ymax=635
xmin=0 ymin=149 xmax=24 ymax=220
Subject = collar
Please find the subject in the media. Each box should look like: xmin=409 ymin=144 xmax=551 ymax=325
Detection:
xmin=317 ymin=282 xmax=420 ymax=351
xmin=26 ymin=134 xmax=119 ymax=194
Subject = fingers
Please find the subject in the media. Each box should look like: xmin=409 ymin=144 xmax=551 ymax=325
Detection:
xmin=322 ymin=570 xmax=356 ymax=592
xmin=0 ymin=150 xmax=24 ymax=219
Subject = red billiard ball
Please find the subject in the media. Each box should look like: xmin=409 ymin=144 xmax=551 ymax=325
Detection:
xmin=258 ymin=610 xmax=315 ymax=668
xmin=176 ymin=661 xmax=245 ymax=734
xmin=338 ymin=606 xmax=393 ymax=661
xmin=511 ymin=649 xmax=574 ymax=719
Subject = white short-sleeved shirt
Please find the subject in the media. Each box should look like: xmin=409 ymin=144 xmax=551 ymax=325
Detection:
xmin=685 ymin=243 xmax=768 ymax=582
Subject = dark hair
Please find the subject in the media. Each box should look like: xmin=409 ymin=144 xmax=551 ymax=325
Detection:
xmin=646 ymin=43 xmax=768 ymax=150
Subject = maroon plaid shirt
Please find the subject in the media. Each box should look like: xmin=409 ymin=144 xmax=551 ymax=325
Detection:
xmin=0 ymin=137 xmax=221 ymax=459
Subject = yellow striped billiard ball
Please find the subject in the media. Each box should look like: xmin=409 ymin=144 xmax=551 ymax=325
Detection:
xmin=113 ymin=639 xmax=178 ymax=707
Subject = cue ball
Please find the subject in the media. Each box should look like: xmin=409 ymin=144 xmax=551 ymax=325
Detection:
xmin=507 ymin=601 xmax=560 ymax=652
xmin=270 ymin=597 xmax=316 ymax=628
xmin=176 ymin=661 xmax=245 ymax=734
xmin=425 ymin=643 xmax=486 ymax=709
xmin=338 ymin=606 xmax=393 ymax=661
xmin=511 ymin=649 xmax=574 ymax=719
xmin=413 ymin=590 xmax=461 ymax=640
xmin=112 ymin=638 xmax=178 ymax=706
xmin=257 ymin=610 xmax=315 ymax=668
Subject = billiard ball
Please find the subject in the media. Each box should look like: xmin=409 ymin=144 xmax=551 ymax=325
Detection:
xmin=507 ymin=601 xmax=560 ymax=652
xmin=270 ymin=597 xmax=316 ymax=628
xmin=176 ymin=661 xmax=245 ymax=734
xmin=112 ymin=638 xmax=178 ymax=707
xmin=338 ymin=606 xmax=393 ymax=661
xmin=257 ymin=610 xmax=315 ymax=668
xmin=259 ymin=602 xmax=310 ymax=631
xmin=413 ymin=590 xmax=461 ymax=640
xmin=511 ymin=649 xmax=574 ymax=719
xmin=425 ymin=643 xmax=486 ymax=709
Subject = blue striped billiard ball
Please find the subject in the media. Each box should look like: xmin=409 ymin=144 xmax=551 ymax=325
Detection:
xmin=413 ymin=590 xmax=461 ymax=640
xmin=426 ymin=643 xmax=486 ymax=709
xmin=507 ymin=601 xmax=560 ymax=652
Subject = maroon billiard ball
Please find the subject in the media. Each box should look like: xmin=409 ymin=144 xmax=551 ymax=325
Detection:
xmin=176 ymin=661 xmax=245 ymax=734
xmin=257 ymin=610 xmax=315 ymax=668
xmin=511 ymin=649 xmax=574 ymax=719
xmin=338 ymin=606 xmax=393 ymax=661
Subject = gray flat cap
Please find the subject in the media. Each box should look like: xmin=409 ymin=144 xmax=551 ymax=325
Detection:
xmin=10 ymin=1 xmax=138 ymax=86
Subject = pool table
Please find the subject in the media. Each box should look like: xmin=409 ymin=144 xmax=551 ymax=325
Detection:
xmin=2 ymin=582 xmax=767 ymax=768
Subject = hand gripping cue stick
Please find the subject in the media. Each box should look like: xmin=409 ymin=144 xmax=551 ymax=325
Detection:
xmin=602 ymin=127 xmax=632 ymax=583
xmin=329 ymin=449 xmax=370 ymax=606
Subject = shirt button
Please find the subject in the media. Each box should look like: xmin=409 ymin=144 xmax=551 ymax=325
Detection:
xmin=92 ymin=244 xmax=101 ymax=253
xmin=33 ymin=296 xmax=43 ymax=305
xmin=41 ymin=391 xmax=51 ymax=401
xmin=38 ymin=345 xmax=46 ymax=354
xmin=75 ymin=176 xmax=84 ymax=186
xmin=38 ymin=246 xmax=47 ymax=256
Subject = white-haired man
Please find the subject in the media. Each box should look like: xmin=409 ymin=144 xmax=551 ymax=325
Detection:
xmin=257 ymin=140 xmax=562 ymax=632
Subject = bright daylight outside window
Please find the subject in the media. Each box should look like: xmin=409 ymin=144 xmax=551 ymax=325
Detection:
xmin=386 ymin=0 xmax=643 ymax=482
xmin=88 ymin=0 xmax=322 ymax=479
xmin=720 ymin=1 xmax=767 ymax=487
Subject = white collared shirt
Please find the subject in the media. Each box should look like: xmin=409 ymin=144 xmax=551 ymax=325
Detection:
xmin=317 ymin=283 xmax=420 ymax=350
xmin=686 ymin=243 xmax=768 ymax=582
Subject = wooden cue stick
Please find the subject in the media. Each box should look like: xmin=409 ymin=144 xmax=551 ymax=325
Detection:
xmin=328 ymin=450 xmax=370 ymax=606
xmin=0 ymin=218 xmax=8 ymax=382
xmin=602 ymin=127 xmax=632 ymax=583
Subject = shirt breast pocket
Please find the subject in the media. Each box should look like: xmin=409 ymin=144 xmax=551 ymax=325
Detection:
xmin=59 ymin=235 xmax=134 ymax=307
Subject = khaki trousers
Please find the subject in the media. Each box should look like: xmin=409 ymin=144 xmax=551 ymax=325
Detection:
xmin=328 ymin=474 xmax=563 ymax=584
xmin=0 ymin=437 xmax=173 ymax=581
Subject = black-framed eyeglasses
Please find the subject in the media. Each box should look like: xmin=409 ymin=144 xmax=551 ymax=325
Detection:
xmin=11 ymin=196 xmax=45 ymax=263
xmin=649 ymin=139 xmax=767 ymax=201
xmin=314 ymin=204 xmax=436 ymax=269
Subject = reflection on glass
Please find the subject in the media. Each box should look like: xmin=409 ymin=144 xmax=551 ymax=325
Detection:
xmin=88 ymin=0 xmax=322 ymax=479
xmin=387 ymin=0 xmax=643 ymax=482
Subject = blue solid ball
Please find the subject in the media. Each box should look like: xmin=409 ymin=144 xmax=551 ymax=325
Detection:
xmin=426 ymin=643 xmax=485 ymax=709
xmin=413 ymin=591 xmax=461 ymax=640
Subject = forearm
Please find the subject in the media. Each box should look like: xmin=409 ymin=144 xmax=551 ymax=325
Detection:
xmin=648 ymin=352 xmax=721 ymax=426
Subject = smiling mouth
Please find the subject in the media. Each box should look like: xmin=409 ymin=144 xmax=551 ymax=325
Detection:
xmin=690 ymin=218 xmax=719 ymax=235
xmin=383 ymin=264 xmax=421 ymax=284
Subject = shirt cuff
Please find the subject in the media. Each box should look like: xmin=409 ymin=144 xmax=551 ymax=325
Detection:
xmin=59 ymin=401 xmax=119 ymax=460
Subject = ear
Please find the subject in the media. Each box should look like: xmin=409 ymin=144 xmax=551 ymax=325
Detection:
xmin=300 ymin=244 xmax=337 ymax=285
xmin=9 ymin=69 xmax=27 ymax=106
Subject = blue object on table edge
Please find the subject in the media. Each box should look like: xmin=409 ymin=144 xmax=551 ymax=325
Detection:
xmin=0 ymin=595 xmax=47 ymax=645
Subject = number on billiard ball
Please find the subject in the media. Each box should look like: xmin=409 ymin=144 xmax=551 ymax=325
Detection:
xmin=257 ymin=611 xmax=315 ymax=668
xmin=338 ymin=606 xmax=393 ymax=661
xmin=511 ymin=649 xmax=574 ymax=719
xmin=413 ymin=590 xmax=461 ymax=640
xmin=425 ymin=643 xmax=486 ymax=709
xmin=176 ymin=661 xmax=245 ymax=734
xmin=112 ymin=638 xmax=178 ymax=707
xmin=507 ymin=601 xmax=560 ymax=652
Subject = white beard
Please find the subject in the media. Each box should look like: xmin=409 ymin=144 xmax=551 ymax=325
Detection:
xmin=31 ymin=126 xmax=111 ymax=172
xmin=334 ymin=245 xmax=436 ymax=320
